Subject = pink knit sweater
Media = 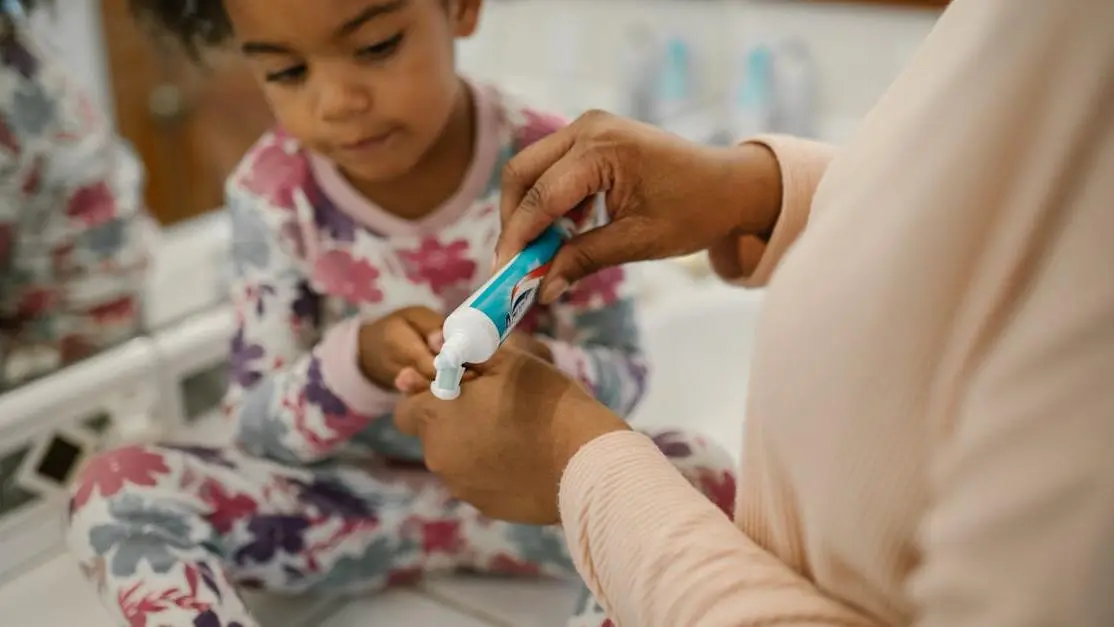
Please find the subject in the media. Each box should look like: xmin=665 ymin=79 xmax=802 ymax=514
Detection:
xmin=557 ymin=0 xmax=1114 ymax=625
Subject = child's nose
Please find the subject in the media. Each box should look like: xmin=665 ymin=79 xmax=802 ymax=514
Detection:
xmin=316 ymin=77 xmax=372 ymax=122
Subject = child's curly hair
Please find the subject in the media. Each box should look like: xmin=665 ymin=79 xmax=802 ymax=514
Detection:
xmin=128 ymin=0 xmax=234 ymax=58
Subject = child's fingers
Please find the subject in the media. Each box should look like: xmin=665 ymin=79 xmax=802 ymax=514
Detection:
xmin=427 ymin=330 xmax=444 ymax=352
xmin=394 ymin=367 xmax=428 ymax=394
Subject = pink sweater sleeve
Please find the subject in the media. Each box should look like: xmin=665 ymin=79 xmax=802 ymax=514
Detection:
xmin=559 ymin=431 xmax=876 ymax=626
xmin=714 ymin=135 xmax=836 ymax=288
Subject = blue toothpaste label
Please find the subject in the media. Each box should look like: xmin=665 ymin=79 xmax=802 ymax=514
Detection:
xmin=467 ymin=224 xmax=567 ymax=339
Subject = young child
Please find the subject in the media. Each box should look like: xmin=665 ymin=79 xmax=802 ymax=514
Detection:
xmin=0 ymin=0 xmax=148 ymax=388
xmin=66 ymin=2 xmax=737 ymax=626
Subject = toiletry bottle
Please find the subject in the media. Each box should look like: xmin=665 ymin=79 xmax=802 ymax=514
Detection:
xmin=770 ymin=39 xmax=818 ymax=137
xmin=726 ymin=44 xmax=774 ymax=141
xmin=431 ymin=221 xmax=573 ymax=400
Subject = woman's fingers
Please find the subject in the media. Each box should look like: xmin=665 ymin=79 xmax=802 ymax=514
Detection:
xmin=497 ymin=128 xmax=606 ymax=269
xmin=540 ymin=219 xmax=657 ymax=303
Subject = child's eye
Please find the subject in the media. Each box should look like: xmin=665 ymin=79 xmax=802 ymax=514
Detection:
xmin=357 ymin=32 xmax=405 ymax=61
xmin=264 ymin=65 xmax=308 ymax=85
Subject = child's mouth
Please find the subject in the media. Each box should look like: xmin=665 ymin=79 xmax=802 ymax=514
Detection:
xmin=337 ymin=129 xmax=398 ymax=154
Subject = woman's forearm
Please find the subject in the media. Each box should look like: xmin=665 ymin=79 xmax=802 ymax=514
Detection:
xmin=558 ymin=430 xmax=877 ymax=627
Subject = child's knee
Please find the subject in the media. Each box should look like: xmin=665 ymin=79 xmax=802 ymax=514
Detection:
xmin=648 ymin=430 xmax=737 ymax=518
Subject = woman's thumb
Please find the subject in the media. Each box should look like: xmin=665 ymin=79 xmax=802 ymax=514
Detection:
xmin=540 ymin=221 xmax=645 ymax=304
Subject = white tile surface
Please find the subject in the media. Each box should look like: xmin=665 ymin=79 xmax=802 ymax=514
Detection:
xmin=422 ymin=576 xmax=581 ymax=627
xmin=322 ymin=589 xmax=495 ymax=627
xmin=0 ymin=554 xmax=340 ymax=627
xmin=630 ymin=283 xmax=766 ymax=463
xmin=0 ymin=553 xmax=116 ymax=627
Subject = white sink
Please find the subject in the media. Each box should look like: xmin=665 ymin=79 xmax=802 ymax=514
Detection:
xmin=630 ymin=282 xmax=765 ymax=462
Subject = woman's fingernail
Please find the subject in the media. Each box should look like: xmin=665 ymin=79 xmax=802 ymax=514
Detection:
xmin=541 ymin=278 xmax=569 ymax=304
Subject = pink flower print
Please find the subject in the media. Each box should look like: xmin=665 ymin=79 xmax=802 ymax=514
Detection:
xmin=70 ymin=445 xmax=172 ymax=511
xmin=17 ymin=287 xmax=57 ymax=318
xmin=314 ymin=250 xmax=384 ymax=304
xmin=516 ymin=108 xmax=565 ymax=151
xmin=238 ymin=139 xmax=309 ymax=209
xmin=397 ymin=237 xmax=477 ymax=298
xmin=89 ymin=296 xmax=138 ymax=324
xmin=67 ymin=181 xmax=117 ymax=227
xmin=699 ymin=469 xmax=737 ymax=519
xmin=387 ymin=567 xmax=423 ymax=587
xmin=419 ymin=519 xmax=464 ymax=556
xmin=200 ymin=479 xmax=259 ymax=534
xmin=564 ymin=266 xmax=624 ymax=307
xmin=60 ymin=334 xmax=96 ymax=363
xmin=21 ymin=157 xmax=42 ymax=194
xmin=489 ymin=554 xmax=542 ymax=576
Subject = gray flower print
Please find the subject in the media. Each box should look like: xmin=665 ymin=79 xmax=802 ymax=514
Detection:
xmin=79 ymin=218 xmax=126 ymax=257
xmin=503 ymin=524 xmax=573 ymax=574
xmin=228 ymin=198 xmax=271 ymax=273
xmin=10 ymin=83 xmax=55 ymax=136
xmin=235 ymin=378 xmax=300 ymax=464
xmin=87 ymin=494 xmax=195 ymax=577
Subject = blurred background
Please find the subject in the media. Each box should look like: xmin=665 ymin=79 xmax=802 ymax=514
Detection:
xmin=0 ymin=0 xmax=945 ymax=624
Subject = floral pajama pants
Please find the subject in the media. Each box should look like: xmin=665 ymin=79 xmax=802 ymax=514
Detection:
xmin=66 ymin=430 xmax=736 ymax=627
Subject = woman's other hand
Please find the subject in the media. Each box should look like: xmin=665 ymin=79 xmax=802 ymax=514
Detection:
xmin=393 ymin=346 xmax=628 ymax=524
xmin=496 ymin=110 xmax=783 ymax=303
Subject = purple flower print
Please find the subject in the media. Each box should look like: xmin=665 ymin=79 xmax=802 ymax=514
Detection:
xmin=308 ymin=185 xmax=357 ymax=243
xmin=314 ymin=250 xmax=384 ymax=304
xmin=291 ymin=282 xmax=321 ymax=328
xmin=564 ymin=266 xmax=624 ymax=307
xmin=194 ymin=611 xmax=243 ymax=627
xmin=162 ymin=445 xmax=236 ymax=469
xmin=233 ymin=515 xmax=310 ymax=566
xmin=291 ymin=476 xmax=375 ymax=519
xmin=305 ymin=357 xmax=348 ymax=415
xmin=651 ymin=431 xmax=693 ymax=458
xmin=397 ymin=237 xmax=477 ymax=298
xmin=238 ymin=139 xmax=309 ymax=209
xmin=230 ymin=328 xmax=264 ymax=389
xmin=1 ymin=35 xmax=38 ymax=78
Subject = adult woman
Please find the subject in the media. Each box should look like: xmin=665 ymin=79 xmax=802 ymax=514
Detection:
xmin=395 ymin=0 xmax=1114 ymax=625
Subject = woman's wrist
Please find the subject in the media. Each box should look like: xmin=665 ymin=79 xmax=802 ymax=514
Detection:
xmin=552 ymin=396 xmax=631 ymax=478
xmin=726 ymin=142 xmax=783 ymax=239
xmin=702 ymin=142 xmax=783 ymax=281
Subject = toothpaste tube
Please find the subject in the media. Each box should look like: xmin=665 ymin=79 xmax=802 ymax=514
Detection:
xmin=431 ymin=222 xmax=571 ymax=400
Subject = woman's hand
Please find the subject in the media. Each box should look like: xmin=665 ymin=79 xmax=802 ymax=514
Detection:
xmin=393 ymin=347 xmax=629 ymax=524
xmin=497 ymin=110 xmax=783 ymax=303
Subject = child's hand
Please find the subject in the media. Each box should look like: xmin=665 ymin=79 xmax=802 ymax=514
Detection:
xmin=395 ymin=329 xmax=553 ymax=396
xmin=358 ymin=306 xmax=446 ymax=393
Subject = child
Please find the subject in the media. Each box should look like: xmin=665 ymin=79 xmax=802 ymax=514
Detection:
xmin=66 ymin=2 xmax=737 ymax=625
xmin=0 ymin=0 xmax=148 ymax=388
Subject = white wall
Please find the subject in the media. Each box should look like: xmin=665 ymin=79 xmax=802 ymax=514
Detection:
xmin=31 ymin=0 xmax=939 ymax=140
xmin=459 ymin=0 xmax=940 ymax=140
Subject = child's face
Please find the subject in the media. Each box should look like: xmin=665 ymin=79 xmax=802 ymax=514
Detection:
xmin=226 ymin=0 xmax=481 ymax=183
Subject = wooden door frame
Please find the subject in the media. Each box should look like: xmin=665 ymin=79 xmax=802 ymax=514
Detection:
xmin=98 ymin=0 xmax=273 ymax=226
